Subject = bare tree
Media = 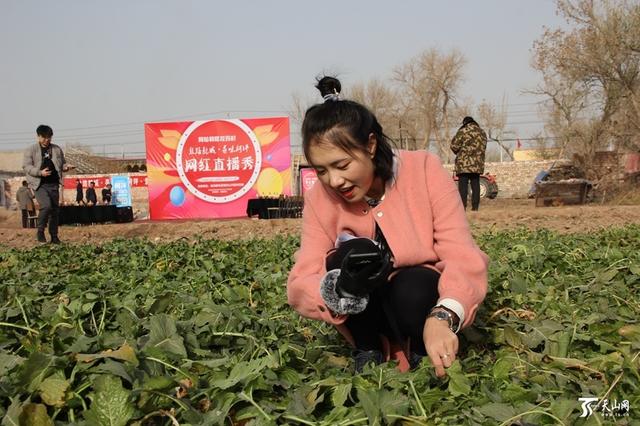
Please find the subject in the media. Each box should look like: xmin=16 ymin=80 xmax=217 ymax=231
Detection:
xmin=347 ymin=78 xmax=404 ymax=145
xmin=476 ymin=98 xmax=512 ymax=160
xmin=393 ymin=48 xmax=467 ymax=161
xmin=531 ymin=0 xmax=640 ymax=174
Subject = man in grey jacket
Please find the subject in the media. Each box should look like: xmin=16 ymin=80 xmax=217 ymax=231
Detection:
xmin=22 ymin=125 xmax=74 ymax=243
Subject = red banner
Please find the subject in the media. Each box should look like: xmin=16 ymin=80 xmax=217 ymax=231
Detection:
xmin=63 ymin=175 xmax=147 ymax=189
xmin=145 ymin=117 xmax=291 ymax=220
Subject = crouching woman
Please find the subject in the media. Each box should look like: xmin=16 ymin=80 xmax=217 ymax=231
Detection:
xmin=287 ymin=76 xmax=489 ymax=376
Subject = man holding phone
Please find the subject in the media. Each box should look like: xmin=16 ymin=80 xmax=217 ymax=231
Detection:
xmin=22 ymin=124 xmax=74 ymax=244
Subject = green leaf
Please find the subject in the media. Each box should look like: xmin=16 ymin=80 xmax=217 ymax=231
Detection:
xmin=355 ymin=387 xmax=408 ymax=425
xmin=549 ymin=398 xmax=578 ymax=420
xmin=142 ymin=375 xmax=176 ymax=391
xmin=211 ymin=357 xmax=269 ymax=390
xmin=18 ymin=403 xmax=53 ymax=426
xmin=18 ymin=353 xmax=53 ymax=393
xmin=146 ymin=314 xmax=187 ymax=358
xmin=331 ymin=383 xmax=352 ymax=407
xmin=38 ymin=372 xmax=70 ymax=408
xmin=356 ymin=388 xmax=381 ymax=426
xmin=504 ymin=325 xmax=522 ymax=348
xmin=509 ymin=274 xmax=528 ymax=294
xmin=83 ymin=375 xmax=134 ymax=426
xmin=91 ymin=359 xmax=133 ymax=384
xmin=200 ymin=392 xmax=237 ymax=424
xmin=0 ymin=354 xmax=24 ymax=377
xmin=596 ymin=268 xmax=618 ymax=283
xmin=1 ymin=398 xmax=23 ymax=426
xmin=286 ymin=385 xmax=324 ymax=417
xmin=476 ymin=402 xmax=517 ymax=421
xmin=149 ymin=293 xmax=173 ymax=314
xmin=492 ymin=356 xmax=513 ymax=380
xmin=447 ymin=361 xmax=471 ymax=396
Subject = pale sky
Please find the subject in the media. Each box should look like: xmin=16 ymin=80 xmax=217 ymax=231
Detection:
xmin=0 ymin=0 xmax=565 ymax=157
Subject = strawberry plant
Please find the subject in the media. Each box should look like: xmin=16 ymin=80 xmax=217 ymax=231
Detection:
xmin=0 ymin=227 xmax=638 ymax=425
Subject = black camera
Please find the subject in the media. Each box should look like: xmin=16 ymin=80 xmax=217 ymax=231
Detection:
xmin=325 ymin=237 xmax=392 ymax=298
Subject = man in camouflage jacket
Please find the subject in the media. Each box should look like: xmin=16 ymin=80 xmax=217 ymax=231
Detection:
xmin=450 ymin=116 xmax=487 ymax=211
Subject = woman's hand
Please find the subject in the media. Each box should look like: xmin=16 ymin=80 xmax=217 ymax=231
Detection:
xmin=423 ymin=317 xmax=459 ymax=377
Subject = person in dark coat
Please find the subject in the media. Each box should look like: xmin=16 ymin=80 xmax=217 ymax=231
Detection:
xmin=101 ymin=183 xmax=112 ymax=204
xmin=86 ymin=181 xmax=97 ymax=205
xmin=16 ymin=180 xmax=36 ymax=228
xmin=450 ymin=116 xmax=487 ymax=211
xmin=75 ymin=179 xmax=84 ymax=205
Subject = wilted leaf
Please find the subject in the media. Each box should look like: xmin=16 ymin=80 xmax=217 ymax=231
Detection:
xmin=38 ymin=372 xmax=69 ymax=408
xmin=618 ymin=324 xmax=640 ymax=342
xmin=18 ymin=403 xmax=53 ymax=426
xmin=76 ymin=342 xmax=139 ymax=365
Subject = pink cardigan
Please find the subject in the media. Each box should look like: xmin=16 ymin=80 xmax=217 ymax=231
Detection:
xmin=287 ymin=150 xmax=489 ymax=341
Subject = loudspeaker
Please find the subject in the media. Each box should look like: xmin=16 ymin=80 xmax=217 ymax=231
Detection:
xmin=115 ymin=206 xmax=134 ymax=223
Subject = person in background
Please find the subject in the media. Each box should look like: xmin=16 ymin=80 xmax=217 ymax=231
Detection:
xmin=76 ymin=179 xmax=85 ymax=205
xmin=86 ymin=181 xmax=97 ymax=206
xmin=450 ymin=116 xmax=487 ymax=211
xmin=16 ymin=180 xmax=36 ymax=228
xmin=287 ymin=76 xmax=489 ymax=376
xmin=22 ymin=124 xmax=74 ymax=244
xmin=101 ymin=183 xmax=112 ymax=204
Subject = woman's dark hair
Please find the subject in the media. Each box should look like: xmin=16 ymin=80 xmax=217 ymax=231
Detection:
xmin=301 ymin=76 xmax=395 ymax=184
xmin=36 ymin=124 xmax=53 ymax=138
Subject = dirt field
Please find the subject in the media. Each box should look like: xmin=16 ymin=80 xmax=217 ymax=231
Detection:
xmin=1 ymin=198 xmax=639 ymax=249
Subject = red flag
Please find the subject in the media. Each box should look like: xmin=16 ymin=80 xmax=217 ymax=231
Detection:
xmin=516 ymin=138 xmax=522 ymax=149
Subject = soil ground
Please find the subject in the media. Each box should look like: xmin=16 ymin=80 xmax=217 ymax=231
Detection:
xmin=1 ymin=198 xmax=639 ymax=249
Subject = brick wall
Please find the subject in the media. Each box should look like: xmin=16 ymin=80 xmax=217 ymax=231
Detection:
xmin=444 ymin=159 xmax=569 ymax=198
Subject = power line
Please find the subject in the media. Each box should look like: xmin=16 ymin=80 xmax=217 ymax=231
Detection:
xmin=0 ymin=109 xmax=291 ymax=136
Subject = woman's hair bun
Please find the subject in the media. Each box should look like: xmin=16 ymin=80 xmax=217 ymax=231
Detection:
xmin=315 ymin=76 xmax=342 ymax=99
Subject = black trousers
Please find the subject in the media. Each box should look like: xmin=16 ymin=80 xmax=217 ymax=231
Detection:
xmin=35 ymin=183 xmax=60 ymax=237
xmin=458 ymin=173 xmax=480 ymax=211
xmin=326 ymin=239 xmax=440 ymax=354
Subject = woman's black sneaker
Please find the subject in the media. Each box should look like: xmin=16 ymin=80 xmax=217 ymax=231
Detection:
xmin=353 ymin=349 xmax=384 ymax=372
